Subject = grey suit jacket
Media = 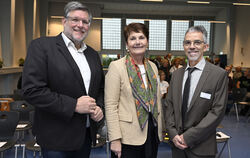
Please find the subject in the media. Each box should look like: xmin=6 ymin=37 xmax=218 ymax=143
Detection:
xmin=166 ymin=61 xmax=228 ymax=156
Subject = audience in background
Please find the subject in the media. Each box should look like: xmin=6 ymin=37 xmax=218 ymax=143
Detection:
xmin=225 ymin=65 xmax=234 ymax=114
xmin=165 ymin=53 xmax=173 ymax=65
xmin=238 ymin=68 xmax=250 ymax=116
xmin=158 ymin=70 xmax=169 ymax=134
xmin=159 ymin=59 xmax=171 ymax=82
xmin=169 ymin=58 xmax=183 ymax=74
xmin=233 ymin=66 xmax=243 ymax=80
xmin=153 ymin=55 xmax=163 ymax=69
xmin=214 ymin=57 xmax=225 ymax=69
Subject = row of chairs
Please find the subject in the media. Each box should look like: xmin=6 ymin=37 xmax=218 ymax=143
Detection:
xmin=0 ymin=100 xmax=41 ymax=158
xmin=229 ymin=88 xmax=250 ymax=122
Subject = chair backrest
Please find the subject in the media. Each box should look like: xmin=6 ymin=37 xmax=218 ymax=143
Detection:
xmin=13 ymin=89 xmax=23 ymax=101
xmin=232 ymin=88 xmax=248 ymax=102
xmin=0 ymin=111 xmax=19 ymax=141
xmin=9 ymin=101 xmax=34 ymax=121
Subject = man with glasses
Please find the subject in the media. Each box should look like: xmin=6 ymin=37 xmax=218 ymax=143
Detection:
xmin=22 ymin=1 xmax=104 ymax=158
xmin=166 ymin=25 xmax=228 ymax=158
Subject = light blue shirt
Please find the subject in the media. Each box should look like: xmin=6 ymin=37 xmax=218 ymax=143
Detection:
xmin=182 ymin=57 xmax=206 ymax=109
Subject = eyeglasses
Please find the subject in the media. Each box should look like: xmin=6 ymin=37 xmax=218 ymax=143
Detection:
xmin=66 ymin=16 xmax=90 ymax=25
xmin=183 ymin=40 xmax=205 ymax=47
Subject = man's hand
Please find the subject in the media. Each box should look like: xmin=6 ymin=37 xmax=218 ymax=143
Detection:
xmin=75 ymin=96 xmax=96 ymax=114
xmin=111 ymin=139 xmax=122 ymax=158
xmin=180 ymin=134 xmax=188 ymax=147
xmin=90 ymin=106 xmax=103 ymax=122
xmin=172 ymin=135 xmax=188 ymax=150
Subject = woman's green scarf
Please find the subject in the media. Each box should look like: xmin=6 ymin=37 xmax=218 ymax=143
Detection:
xmin=126 ymin=54 xmax=158 ymax=130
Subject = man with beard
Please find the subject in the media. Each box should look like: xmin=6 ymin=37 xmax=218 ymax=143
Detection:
xmin=22 ymin=1 xmax=104 ymax=158
xmin=166 ymin=25 xmax=228 ymax=158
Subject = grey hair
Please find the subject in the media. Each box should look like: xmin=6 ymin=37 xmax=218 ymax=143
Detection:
xmin=64 ymin=1 xmax=92 ymax=23
xmin=185 ymin=25 xmax=208 ymax=44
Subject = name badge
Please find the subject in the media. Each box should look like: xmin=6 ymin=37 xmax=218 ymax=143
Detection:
xmin=200 ymin=92 xmax=211 ymax=99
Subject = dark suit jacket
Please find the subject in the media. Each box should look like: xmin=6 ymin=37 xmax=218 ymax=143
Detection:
xmin=22 ymin=33 xmax=104 ymax=151
xmin=166 ymin=61 xmax=228 ymax=156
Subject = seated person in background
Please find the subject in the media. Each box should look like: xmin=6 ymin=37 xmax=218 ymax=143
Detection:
xmin=159 ymin=59 xmax=171 ymax=82
xmin=225 ymin=66 xmax=234 ymax=114
xmin=169 ymin=58 xmax=183 ymax=74
xmin=159 ymin=70 xmax=169 ymax=133
xmin=214 ymin=57 xmax=225 ymax=69
xmin=233 ymin=66 xmax=243 ymax=80
xmin=159 ymin=70 xmax=169 ymax=99
xmin=238 ymin=68 xmax=250 ymax=115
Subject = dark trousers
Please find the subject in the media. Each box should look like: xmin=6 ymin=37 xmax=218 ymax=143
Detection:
xmin=111 ymin=113 xmax=159 ymax=158
xmin=41 ymin=128 xmax=92 ymax=158
xmin=172 ymin=147 xmax=215 ymax=158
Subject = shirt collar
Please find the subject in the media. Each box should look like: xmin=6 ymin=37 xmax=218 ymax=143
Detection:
xmin=186 ymin=57 xmax=206 ymax=71
xmin=61 ymin=32 xmax=87 ymax=53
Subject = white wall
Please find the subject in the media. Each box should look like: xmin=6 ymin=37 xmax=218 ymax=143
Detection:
xmin=233 ymin=6 xmax=250 ymax=67
xmin=213 ymin=9 xmax=228 ymax=56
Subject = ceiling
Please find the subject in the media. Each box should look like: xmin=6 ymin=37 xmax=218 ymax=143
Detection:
xmin=48 ymin=0 xmax=249 ymax=19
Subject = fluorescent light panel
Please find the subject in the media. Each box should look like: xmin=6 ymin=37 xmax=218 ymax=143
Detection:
xmin=233 ymin=3 xmax=250 ymax=6
xmin=172 ymin=20 xmax=189 ymax=22
xmin=50 ymin=16 xmax=109 ymax=20
xmin=208 ymin=21 xmax=226 ymax=24
xmin=140 ymin=0 xmax=163 ymax=1
xmin=187 ymin=1 xmax=210 ymax=4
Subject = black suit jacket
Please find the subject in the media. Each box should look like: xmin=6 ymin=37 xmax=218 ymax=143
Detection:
xmin=22 ymin=34 xmax=104 ymax=150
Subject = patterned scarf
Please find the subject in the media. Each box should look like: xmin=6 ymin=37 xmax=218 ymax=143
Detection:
xmin=126 ymin=54 xmax=158 ymax=130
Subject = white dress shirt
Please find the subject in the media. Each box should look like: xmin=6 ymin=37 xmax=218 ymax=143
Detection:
xmin=138 ymin=65 xmax=148 ymax=89
xmin=62 ymin=32 xmax=91 ymax=127
xmin=182 ymin=57 xmax=206 ymax=109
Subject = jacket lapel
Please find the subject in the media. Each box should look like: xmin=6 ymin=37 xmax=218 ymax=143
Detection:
xmin=188 ymin=61 xmax=210 ymax=111
xmin=55 ymin=34 xmax=86 ymax=94
xmin=178 ymin=67 xmax=185 ymax=113
xmin=84 ymin=47 xmax=96 ymax=96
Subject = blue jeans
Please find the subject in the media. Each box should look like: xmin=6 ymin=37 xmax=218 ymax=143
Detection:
xmin=42 ymin=128 xmax=92 ymax=158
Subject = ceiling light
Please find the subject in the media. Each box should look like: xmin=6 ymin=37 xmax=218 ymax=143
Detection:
xmin=233 ymin=3 xmax=250 ymax=6
xmin=208 ymin=21 xmax=226 ymax=24
xmin=50 ymin=16 xmax=64 ymax=19
xmin=140 ymin=0 xmax=163 ymax=2
xmin=187 ymin=1 xmax=210 ymax=4
xmin=172 ymin=20 xmax=189 ymax=22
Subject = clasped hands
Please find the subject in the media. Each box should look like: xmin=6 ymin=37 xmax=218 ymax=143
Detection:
xmin=75 ymin=96 xmax=103 ymax=122
xmin=172 ymin=134 xmax=188 ymax=150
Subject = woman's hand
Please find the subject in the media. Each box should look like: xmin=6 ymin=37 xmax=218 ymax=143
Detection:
xmin=111 ymin=139 xmax=122 ymax=158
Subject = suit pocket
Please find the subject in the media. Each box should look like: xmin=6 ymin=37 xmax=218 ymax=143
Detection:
xmin=119 ymin=114 xmax=132 ymax=123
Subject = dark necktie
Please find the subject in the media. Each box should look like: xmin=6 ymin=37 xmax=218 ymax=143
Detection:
xmin=182 ymin=67 xmax=196 ymax=126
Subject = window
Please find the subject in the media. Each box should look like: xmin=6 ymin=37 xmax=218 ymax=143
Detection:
xmin=149 ymin=20 xmax=167 ymax=50
xmin=102 ymin=18 xmax=121 ymax=49
xmin=126 ymin=19 xmax=144 ymax=25
xmin=171 ymin=20 xmax=189 ymax=51
xmin=194 ymin=21 xmax=211 ymax=47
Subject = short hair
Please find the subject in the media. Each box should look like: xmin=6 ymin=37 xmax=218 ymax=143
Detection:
xmin=123 ymin=23 xmax=149 ymax=43
xmin=64 ymin=1 xmax=92 ymax=23
xmin=185 ymin=25 xmax=208 ymax=44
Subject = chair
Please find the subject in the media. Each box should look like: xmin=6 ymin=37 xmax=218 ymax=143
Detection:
xmin=0 ymin=111 xmax=19 ymax=158
xmin=24 ymin=111 xmax=42 ymax=158
xmin=13 ymin=89 xmax=23 ymax=101
xmin=9 ymin=101 xmax=34 ymax=141
xmin=0 ymin=98 xmax=14 ymax=111
xmin=216 ymin=131 xmax=231 ymax=158
xmin=231 ymin=88 xmax=247 ymax=121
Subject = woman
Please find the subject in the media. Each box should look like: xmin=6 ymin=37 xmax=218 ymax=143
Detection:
xmin=105 ymin=23 xmax=162 ymax=158
xmin=159 ymin=59 xmax=171 ymax=82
